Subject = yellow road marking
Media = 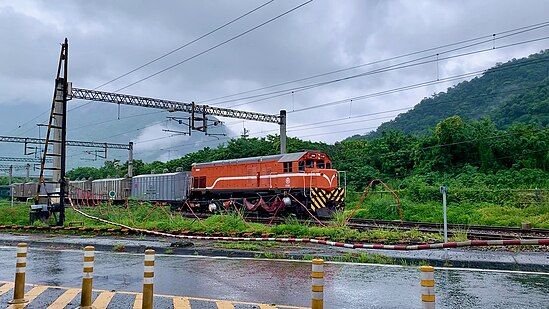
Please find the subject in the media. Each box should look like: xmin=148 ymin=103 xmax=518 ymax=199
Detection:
xmin=47 ymin=288 xmax=79 ymax=309
xmin=133 ymin=293 xmax=142 ymax=309
xmin=0 ymin=281 xmax=307 ymax=309
xmin=173 ymin=296 xmax=192 ymax=309
xmin=0 ymin=282 xmax=14 ymax=296
xmin=216 ymin=300 xmax=235 ymax=309
xmin=8 ymin=285 xmax=48 ymax=308
xmin=92 ymin=291 xmax=116 ymax=309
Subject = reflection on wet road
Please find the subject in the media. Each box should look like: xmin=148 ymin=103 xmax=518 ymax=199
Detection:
xmin=0 ymin=247 xmax=546 ymax=308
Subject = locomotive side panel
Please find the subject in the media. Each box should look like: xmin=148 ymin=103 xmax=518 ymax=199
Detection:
xmin=191 ymin=152 xmax=338 ymax=192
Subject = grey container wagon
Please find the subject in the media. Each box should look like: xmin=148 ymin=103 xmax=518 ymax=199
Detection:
xmin=91 ymin=178 xmax=131 ymax=201
xmin=69 ymin=179 xmax=93 ymax=200
xmin=131 ymin=172 xmax=190 ymax=203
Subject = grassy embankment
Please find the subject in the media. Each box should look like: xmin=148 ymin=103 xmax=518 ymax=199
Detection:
xmin=0 ymin=199 xmax=447 ymax=244
xmin=344 ymin=187 xmax=549 ymax=228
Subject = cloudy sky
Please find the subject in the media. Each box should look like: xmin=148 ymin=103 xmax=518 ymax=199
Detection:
xmin=0 ymin=0 xmax=548 ymax=168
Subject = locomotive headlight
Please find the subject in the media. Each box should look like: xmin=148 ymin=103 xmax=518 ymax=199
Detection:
xmin=282 ymin=196 xmax=292 ymax=206
xmin=208 ymin=203 xmax=218 ymax=212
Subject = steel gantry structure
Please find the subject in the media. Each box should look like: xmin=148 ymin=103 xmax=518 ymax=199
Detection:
xmin=0 ymin=136 xmax=133 ymax=176
xmin=0 ymin=156 xmax=51 ymax=163
xmin=69 ymin=88 xmax=287 ymax=154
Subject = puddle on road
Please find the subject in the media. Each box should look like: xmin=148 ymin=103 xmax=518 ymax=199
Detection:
xmin=0 ymin=248 xmax=546 ymax=308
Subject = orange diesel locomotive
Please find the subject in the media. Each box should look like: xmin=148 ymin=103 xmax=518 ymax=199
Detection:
xmin=188 ymin=151 xmax=345 ymax=216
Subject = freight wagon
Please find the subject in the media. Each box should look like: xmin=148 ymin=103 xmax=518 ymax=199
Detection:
xmin=91 ymin=178 xmax=131 ymax=201
xmin=69 ymin=179 xmax=93 ymax=201
xmin=131 ymin=172 xmax=191 ymax=203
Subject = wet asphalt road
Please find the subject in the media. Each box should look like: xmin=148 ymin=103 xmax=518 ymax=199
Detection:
xmin=0 ymin=247 xmax=547 ymax=308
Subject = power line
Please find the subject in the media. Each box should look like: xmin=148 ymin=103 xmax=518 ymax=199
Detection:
xmin=114 ymin=52 xmax=548 ymax=157
xmin=142 ymin=70 xmax=548 ymax=154
xmin=8 ymin=19 xmax=546 ymax=136
xmin=200 ymin=20 xmax=549 ymax=104
xmin=105 ymin=35 xmax=549 ymax=148
xmin=113 ymin=0 xmax=314 ymax=93
xmin=288 ymin=55 xmax=549 ymax=114
xmin=223 ymin=35 xmax=549 ymax=108
xmin=93 ymin=0 xmax=276 ymax=91
xmin=128 ymin=56 xmax=527 ymax=150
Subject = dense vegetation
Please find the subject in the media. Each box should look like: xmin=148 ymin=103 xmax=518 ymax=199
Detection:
xmin=66 ymin=117 xmax=548 ymax=190
xmin=59 ymin=116 xmax=549 ymax=227
xmin=356 ymin=50 xmax=549 ymax=136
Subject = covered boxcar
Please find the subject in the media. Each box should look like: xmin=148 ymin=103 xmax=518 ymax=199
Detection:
xmin=91 ymin=178 xmax=131 ymax=201
xmin=69 ymin=179 xmax=93 ymax=201
xmin=131 ymin=172 xmax=190 ymax=203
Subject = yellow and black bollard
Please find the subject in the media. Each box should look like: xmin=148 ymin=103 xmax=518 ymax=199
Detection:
xmin=311 ymin=258 xmax=324 ymax=309
xmin=80 ymin=245 xmax=95 ymax=309
xmin=9 ymin=243 xmax=28 ymax=304
xmin=420 ymin=265 xmax=435 ymax=309
xmin=142 ymin=249 xmax=155 ymax=309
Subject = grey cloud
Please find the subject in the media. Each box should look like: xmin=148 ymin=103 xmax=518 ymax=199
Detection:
xmin=0 ymin=0 xmax=548 ymax=170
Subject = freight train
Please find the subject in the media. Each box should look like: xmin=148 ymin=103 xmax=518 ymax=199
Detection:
xmin=12 ymin=151 xmax=345 ymax=216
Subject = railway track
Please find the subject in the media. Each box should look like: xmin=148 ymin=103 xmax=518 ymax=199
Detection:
xmin=180 ymin=212 xmax=549 ymax=240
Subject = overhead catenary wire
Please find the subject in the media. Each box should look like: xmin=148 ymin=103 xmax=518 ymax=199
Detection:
xmin=131 ymin=55 xmax=548 ymax=153
xmin=7 ymin=20 xmax=546 ymax=136
xmin=199 ymin=20 xmax=549 ymax=104
xmin=63 ymin=0 xmax=314 ymax=112
xmin=222 ymin=35 xmax=549 ymax=108
xmin=93 ymin=0 xmax=277 ymax=91
xmin=101 ymin=50 xmax=549 ymax=152
xmin=111 ymin=0 xmax=315 ymax=94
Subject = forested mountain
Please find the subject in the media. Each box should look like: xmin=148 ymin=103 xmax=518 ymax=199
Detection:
xmin=361 ymin=50 xmax=549 ymax=137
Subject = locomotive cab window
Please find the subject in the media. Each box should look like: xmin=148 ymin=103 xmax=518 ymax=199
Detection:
xmin=326 ymin=162 xmax=332 ymax=169
xmin=298 ymin=161 xmax=305 ymax=172
xmin=283 ymin=162 xmax=293 ymax=173
xmin=317 ymin=160 xmax=325 ymax=169
xmin=306 ymin=159 xmax=314 ymax=168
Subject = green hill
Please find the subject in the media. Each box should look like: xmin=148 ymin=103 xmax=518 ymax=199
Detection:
xmin=362 ymin=50 xmax=549 ymax=137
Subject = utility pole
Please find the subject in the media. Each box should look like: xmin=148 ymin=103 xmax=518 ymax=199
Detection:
xmin=9 ymin=165 xmax=13 ymax=207
xmin=128 ymin=142 xmax=134 ymax=178
xmin=279 ymin=110 xmax=287 ymax=154
xmin=25 ymin=164 xmax=30 ymax=182
xmin=440 ymin=185 xmax=448 ymax=243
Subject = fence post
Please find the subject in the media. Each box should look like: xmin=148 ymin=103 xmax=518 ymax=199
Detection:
xmin=142 ymin=249 xmax=155 ymax=309
xmin=311 ymin=258 xmax=324 ymax=309
xmin=420 ymin=265 xmax=435 ymax=309
xmin=9 ymin=243 xmax=28 ymax=304
xmin=80 ymin=245 xmax=95 ymax=309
